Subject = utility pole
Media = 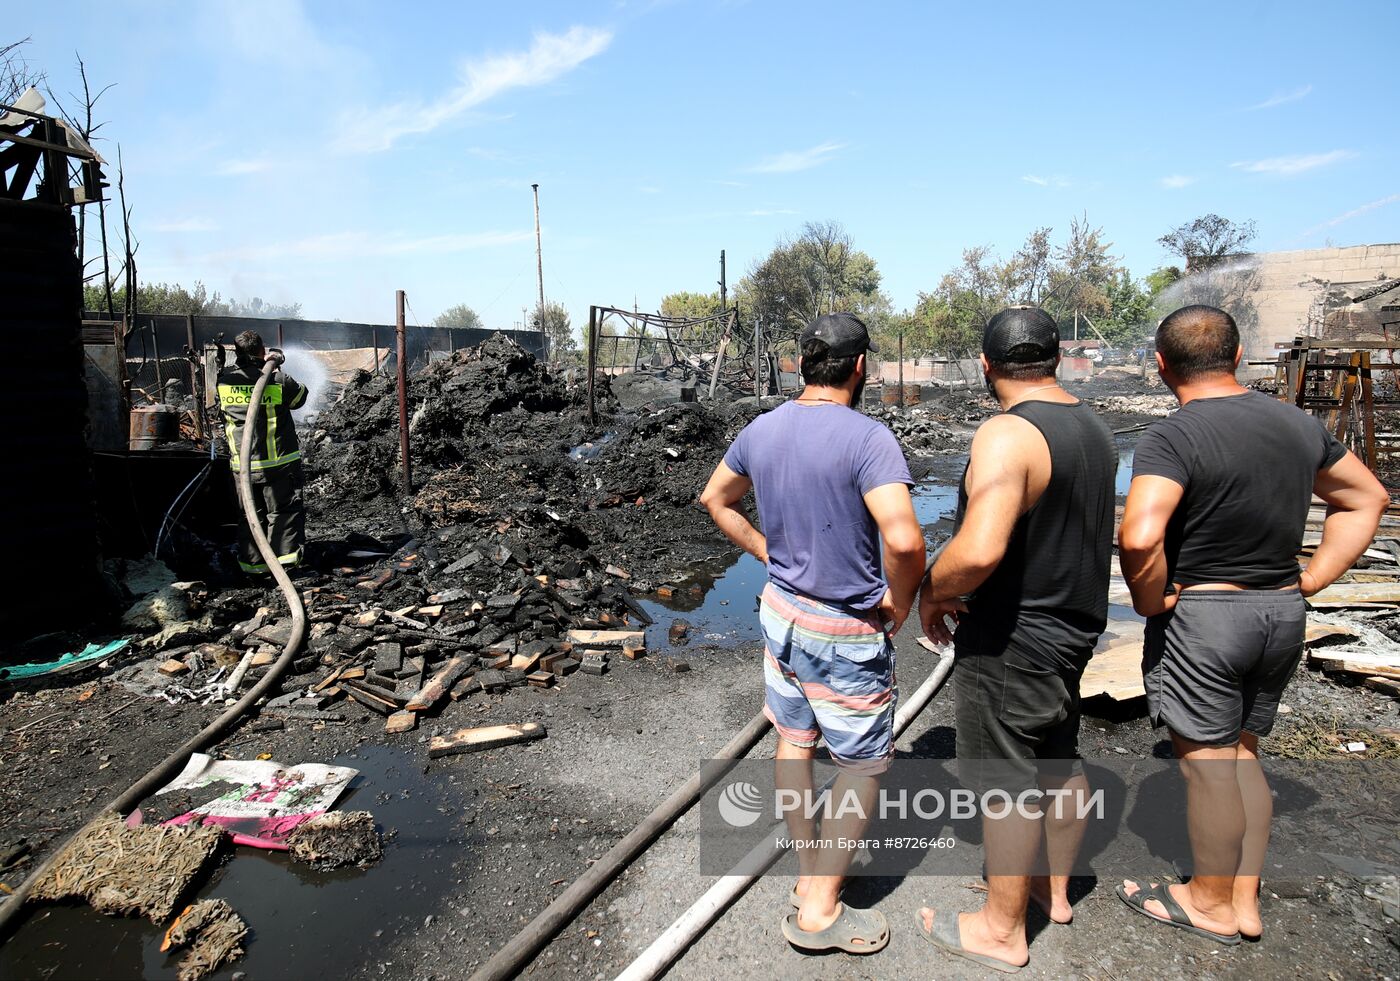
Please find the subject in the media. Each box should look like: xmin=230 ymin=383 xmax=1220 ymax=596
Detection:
xmin=718 ymin=250 xmax=727 ymax=312
xmin=531 ymin=183 xmax=546 ymax=357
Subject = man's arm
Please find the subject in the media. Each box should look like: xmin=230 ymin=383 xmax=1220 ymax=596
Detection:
xmin=699 ymin=461 xmax=768 ymax=564
xmin=863 ymin=483 xmax=925 ymax=633
xmin=919 ymin=416 xmax=1036 ymax=643
xmin=1301 ymin=451 xmax=1388 ymax=596
xmin=1118 ymin=474 xmax=1185 ymax=617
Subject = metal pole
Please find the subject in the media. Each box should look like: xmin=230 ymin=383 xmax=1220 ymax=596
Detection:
xmin=277 ymin=322 xmax=284 ymax=350
xmin=898 ymin=330 xmax=905 ymax=412
xmin=532 ymin=183 xmax=546 ymax=357
xmin=185 ymin=314 xmax=203 ymax=440
xmin=151 ymin=322 xmax=164 ymax=403
xmin=718 ymin=249 xmax=726 ymax=312
xmin=372 ymin=328 xmax=379 ymax=373
xmin=396 ymin=290 xmax=411 ymax=495
xmin=587 ymin=306 xmax=597 ymax=425
xmin=754 ymin=316 xmax=761 ymax=397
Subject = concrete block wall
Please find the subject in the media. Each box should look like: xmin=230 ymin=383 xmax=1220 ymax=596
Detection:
xmin=1245 ymin=243 xmax=1400 ymax=353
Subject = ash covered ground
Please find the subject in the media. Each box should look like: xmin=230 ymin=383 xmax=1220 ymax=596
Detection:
xmin=2 ymin=338 xmax=1396 ymax=981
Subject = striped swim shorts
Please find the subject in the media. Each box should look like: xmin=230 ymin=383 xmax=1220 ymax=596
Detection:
xmin=759 ymin=582 xmax=897 ymax=770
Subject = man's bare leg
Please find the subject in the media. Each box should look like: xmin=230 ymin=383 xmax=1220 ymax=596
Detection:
xmin=1122 ymin=733 xmax=1240 ymax=936
xmin=776 ymin=739 xmax=819 ymax=908
xmin=920 ymin=803 xmax=1040 ymax=967
xmin=1030 ymin=771 xmax=1090 ymax=923
xmin=1233 ymin=730 xmax=1269 ymax=937
xmin=797 ymin=767 xmax=880 ymax=936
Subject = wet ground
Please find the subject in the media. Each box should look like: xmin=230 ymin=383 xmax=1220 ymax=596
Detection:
xmin=2 ymin=397 xmax=1398 ymax=979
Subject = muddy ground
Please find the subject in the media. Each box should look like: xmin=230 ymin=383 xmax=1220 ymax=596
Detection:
xmin=2 ymin=365 xmax=1398 ymax=980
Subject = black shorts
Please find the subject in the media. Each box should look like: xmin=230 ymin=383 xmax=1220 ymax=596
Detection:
xmin=1143 ymin=590 xmax=1306 ymax=746
xmin=953 ymin=643 xmax=1085 ymax=796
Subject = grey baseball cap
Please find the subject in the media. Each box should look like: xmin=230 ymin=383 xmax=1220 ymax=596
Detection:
xmin=799 ymin=312 xmax=879 ymax=357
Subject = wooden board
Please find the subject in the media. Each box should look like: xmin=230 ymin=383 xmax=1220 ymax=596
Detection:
xmin=1305 ymin=622 xmax=1360 ymax=645
xmin=429 ymin=722 xmax=547 ymax=758
xmin=1081 ymin=620 xmax=1147 ymax=702
xmin=1364 ymin=676 xmax=1400 ymax=697
xmin=1307 ymin=582 xmax=1400 ymax=607
xmin=566 ymin=629 xmax=646 ymax=648
xmin=385 ymin=710 xmax=417 ymax=734
xmin=1309 ymin=650 xmax=1400 ymax=679
xmin=405 ymin=655 xmax=474 ymax=712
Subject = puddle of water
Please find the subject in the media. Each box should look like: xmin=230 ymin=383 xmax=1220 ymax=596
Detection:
xmin=637 ymin=483 xmax=960 ymax=643
xmin=0 ymin=745 xmax=469 ymax=981
xmin=1115 ymin=447 xmax=1135 ymax=497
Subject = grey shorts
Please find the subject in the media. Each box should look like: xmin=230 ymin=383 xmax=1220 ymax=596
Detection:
xmin=1143 ymin=590 xmax=1306 ymax=746
xmin=954 ymin=643 xmax=1085 ymax=796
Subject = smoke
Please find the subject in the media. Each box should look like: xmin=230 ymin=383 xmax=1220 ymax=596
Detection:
xmin=1151 ymin=259 xmax=1264 ymax=352
xmin=279 ymin=344 xmax=331 ymax=417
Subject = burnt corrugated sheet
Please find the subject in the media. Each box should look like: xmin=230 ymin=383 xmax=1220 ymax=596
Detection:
xmin=0 ymin=198 xmax=103 ymax=641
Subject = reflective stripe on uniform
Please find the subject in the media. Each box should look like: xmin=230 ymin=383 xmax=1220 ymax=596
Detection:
xmin=217 ymin=383 xmax=284 ymax=407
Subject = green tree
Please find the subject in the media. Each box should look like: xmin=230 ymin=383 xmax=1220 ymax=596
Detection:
xmin=530 ymin=300 xmax=575 ymax=359
xmin=1157 ymin=215 xmax=1262 ymax=349
xmin=660 ymin=290 xmax=722 ymax=321
xmin=1158 ymin=214 xmax=1256 ymax=266
xmin=433 ymin=303 xmax=483 ymax=330
xmin=1096 ymin=271 xmax=1155 ymax=345
xmin=82 ymin=280 xmax=303 ymax=319
xmin=734 ymin=221 xmax=888 ymax=342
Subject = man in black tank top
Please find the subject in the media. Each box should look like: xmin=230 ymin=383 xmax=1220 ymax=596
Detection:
xmin=913 ymin=308 xmax=1116 ymax=973
xmin=1117 ymin=305 xmax=1387 ymax=945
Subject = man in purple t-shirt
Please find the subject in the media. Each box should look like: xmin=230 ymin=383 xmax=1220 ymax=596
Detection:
xmin=701 ymin=312 xmax=925 ymax=956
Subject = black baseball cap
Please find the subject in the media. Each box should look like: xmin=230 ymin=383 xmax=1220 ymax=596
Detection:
xmin=800 ymin=312 xmax=879 ymax=357
xmin=983 ymin=307 xmax=1060 ymax=362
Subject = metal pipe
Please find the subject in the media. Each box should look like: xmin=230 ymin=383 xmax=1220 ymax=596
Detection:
xmin=615 ymin=648 xmax=956 ymax=981
xmin=395 ymin=290 xmax=411 ymax=495
xmin=468 ymin=709 xmax=775 ymax=981
xmin=532 ymin=183 xmax=545 ymax=358
xmin=0 ymin=355 xmax=307 ymax=940
xmin=587 ymin=306 xmax=597 ymax=425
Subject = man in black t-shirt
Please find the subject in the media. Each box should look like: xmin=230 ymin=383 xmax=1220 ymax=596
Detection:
xmin=1118 ymin=305 xmax=1387 ymax=945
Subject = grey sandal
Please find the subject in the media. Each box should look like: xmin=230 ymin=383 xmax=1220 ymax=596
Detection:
xmin=780 ymin=904 xmax=889 ymax=955
xmin=914 ymin=908 xmax=1025 ymax=974
xmin=1115 ymin=879 xmax=1242 ymax=946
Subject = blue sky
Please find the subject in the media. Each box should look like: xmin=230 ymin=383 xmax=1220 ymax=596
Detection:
xmin=18 ymin=0 xmax=1400 ymax=334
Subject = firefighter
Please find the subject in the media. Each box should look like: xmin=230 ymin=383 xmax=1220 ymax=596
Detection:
xmin=217 ymin=330 xmax=308 ymax=575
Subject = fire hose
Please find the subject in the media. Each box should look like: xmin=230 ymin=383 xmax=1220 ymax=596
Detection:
xmin=471 ymin=644 xmax=955 ymax=981
xmin=0 ymin=353 xmax=306 ymax=940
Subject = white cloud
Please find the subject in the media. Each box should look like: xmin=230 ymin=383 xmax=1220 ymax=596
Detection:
xmin=153 ymin=217 xmax=220 ymax=233
xmin=1160 ymin=175 xmax=1195 ymax=189
xmin=197 ymin=229 xmax=532 ymax=264
xmin=1021 ymin=174 xmax=1070 ymax=188
xmin=1231 ymin=150 xmax=1356 ymax=176
xmin=1247 ymin=84 xmax=1312 ymax=111
xmin=336 ymin=26 xmax=613 ymax=153
xmin=215 ymin=158 xmax=272 ymax=176
xmin=1299 ymin=193 xmax=1400 ymax=238
xmin=747 ymin=142 xmax=845 ymax=174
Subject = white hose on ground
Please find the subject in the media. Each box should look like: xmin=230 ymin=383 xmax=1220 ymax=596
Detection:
xmin=614 ymin=646 xmax=956 ymax=981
